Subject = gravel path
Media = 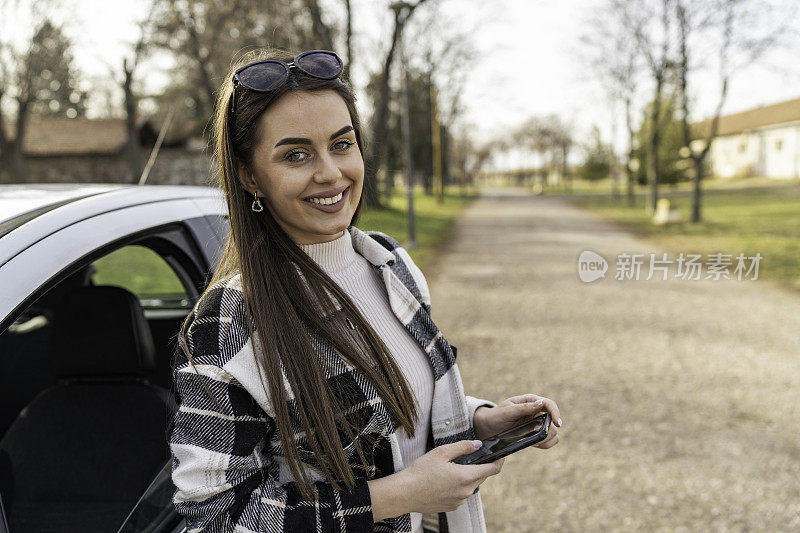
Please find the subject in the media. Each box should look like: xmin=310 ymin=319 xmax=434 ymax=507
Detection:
xmin=425 ymin=187 xmax=800 ymax=532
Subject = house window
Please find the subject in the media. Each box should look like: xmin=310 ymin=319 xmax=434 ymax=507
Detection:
xmin=776 ymin=140 xmax=783 ymax=151
xmin=739 ymin=142 xmax=746 ymax=153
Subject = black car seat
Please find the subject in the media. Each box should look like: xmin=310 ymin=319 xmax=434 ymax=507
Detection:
xmin=0 ymin=264 xmax=96 ymax=437
xmin=0 ymin=285 xmax=177 ymax=532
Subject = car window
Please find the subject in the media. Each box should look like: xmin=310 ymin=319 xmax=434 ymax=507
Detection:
xmin=91 ymin=244 xmax=191 ymax=309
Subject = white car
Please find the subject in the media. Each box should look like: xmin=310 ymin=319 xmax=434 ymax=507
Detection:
xmin=0 ymin=183 xmax=230 ymax=533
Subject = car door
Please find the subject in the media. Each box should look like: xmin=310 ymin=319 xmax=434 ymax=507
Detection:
xmin=0 ymin=200 xmax=223 ymax=533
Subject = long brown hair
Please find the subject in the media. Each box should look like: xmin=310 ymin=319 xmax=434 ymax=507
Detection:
xmin=176 ymin=47 xmax=419 ymax=502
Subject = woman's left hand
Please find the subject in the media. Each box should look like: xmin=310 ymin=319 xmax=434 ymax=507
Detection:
xmin=472 ymin=394 xmax=561 ymax=448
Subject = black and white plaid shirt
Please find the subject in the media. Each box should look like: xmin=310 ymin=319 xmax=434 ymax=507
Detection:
xmin=169 ymin=225 xmax=495 ymax=532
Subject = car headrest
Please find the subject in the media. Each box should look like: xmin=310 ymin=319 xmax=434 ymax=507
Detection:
xmin=33 ymin=264 xmax=97 ymax=311
xmin=52 ymin=285 xmax=156 ymax=378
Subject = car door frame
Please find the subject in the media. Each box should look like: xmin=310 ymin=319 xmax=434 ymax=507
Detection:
xmin=0 ymin=199 xmax=221 ymax=332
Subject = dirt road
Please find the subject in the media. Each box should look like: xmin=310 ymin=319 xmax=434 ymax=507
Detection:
xmin=426 ymin=187 xmax=800 ymax=532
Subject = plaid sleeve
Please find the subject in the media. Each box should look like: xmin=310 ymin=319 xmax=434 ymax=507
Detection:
xmin=465 ymin=395 xmax=497 ymax=425
xmin=169 ymin=304 xmax=374 ymax=532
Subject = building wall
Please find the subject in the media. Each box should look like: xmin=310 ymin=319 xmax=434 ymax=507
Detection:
xmin=709 ymin=133 xmax=753 ymax=178
xmin=758 ymin=125 xmax=800 ymax=178
xmin=709 ymin=123 xmax=800 ymax=179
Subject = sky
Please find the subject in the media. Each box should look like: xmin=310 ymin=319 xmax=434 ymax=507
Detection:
xmin=5 ymin=0 xmax=800 ymax=170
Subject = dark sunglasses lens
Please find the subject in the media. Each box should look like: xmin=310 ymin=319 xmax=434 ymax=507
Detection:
xmin=238 ymin=61 xmax=287 ymax=91
xmin=296 ymin=52 xmax=342 ymax=79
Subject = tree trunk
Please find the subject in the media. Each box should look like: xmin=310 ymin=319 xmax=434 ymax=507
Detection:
xmin=363 ymin=17 xmax=405 ymax=210
xmin=625 ymin=97 xmax=636 ymax=207
xmin=646 ymin=88 xmax=662 ymax=214
xmin=0 ymin=110 xmax=18 ymax=183
xmin=305 ymin=0 xmax=334 ymax=51
xmin=691 ymin=157 xmax=703 ymax=223
xmin=610 ymin=152 xmax=620 ymax=200
xmin=647 ymin=131 xmax=659 ymax=213
xmin=625 ymin=162 xmax=635 ymax=207
xmin=1 ymin=143 xmax=28 ymax=183
xmin=123 ymin=59 xmax=143 ymax=183
xmin=363 ymin=0 xmax=430 ymax=209
xmin=343 ymin=0 xmax=353 ymax=83
xmin=384 ymin=170 xmax=395 ymax=198
xmin=5 ymin=100 xmax=31 ymax=183
xmin=422 ymin=172 xmax=433 ymax=195
xmin=184 ymin=12 xmax=216 ymax=118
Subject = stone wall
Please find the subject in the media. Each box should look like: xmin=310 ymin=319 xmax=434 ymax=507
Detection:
xmin=146 ymin=149 xmax=215 ymax=186
xmin=4 ymin=148 xmax=214 ymax=186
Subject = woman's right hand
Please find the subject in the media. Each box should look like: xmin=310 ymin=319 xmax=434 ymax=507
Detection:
xmin=399 ymin=440 xmax=504 ymax=514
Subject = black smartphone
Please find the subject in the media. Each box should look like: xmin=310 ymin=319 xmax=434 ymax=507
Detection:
xmin=452 ymin=412 xmax=551 ymax=465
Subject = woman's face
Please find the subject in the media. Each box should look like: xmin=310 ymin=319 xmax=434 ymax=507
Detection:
xmin=240 ymin=89 xmax=364 ymax=244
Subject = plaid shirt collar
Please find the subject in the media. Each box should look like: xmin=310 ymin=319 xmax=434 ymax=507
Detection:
xmin=347 ymin=224 xmax=397 ymax=267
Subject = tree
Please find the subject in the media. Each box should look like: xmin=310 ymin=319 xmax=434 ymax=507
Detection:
xmin=117 ymin=2 xmax=158 ymax=183
xmin=409 ymin=1 xmax=483 ymax=197
xmin=546 ymin=120 xmax=576 ymax=192
xmin=579 ymin=126 xmax=612 ymax=182
xmin=612 ymin=0 xmax=675 ymax=213
xmin=512 ymin=115 xmax=575 ymax=191
xmin=674 ymin=0 xmax=793 ymax=222
xmin=304 ymin=0 xmax=335 ymax=52
xmin=0 ymin=11 xmax=86 ymax=182
xmin=26 ymin=23 xmax=87 ymax=119
xmin=342 ymin=0 xmax=354 ymax=83
xmin=634 ymin=96 xmax=689 ymax=187
xmin=580 ymin=3 xmax=642 ymax=205
xmin=147 ymin=0 xmax=321 ymax=136
xmin=448 ymin=125 xmax=493 ymax=194
xmin=362 ymin=0 xmax=433 ymax=209
xmin=377 ymin=67 xmax=434 ymax=197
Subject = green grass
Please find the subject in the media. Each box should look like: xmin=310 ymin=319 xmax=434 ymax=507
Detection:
xmin=484 ymin=174 xmax=800 ymax=196
xmin=566 ymin=184 xmax=800 ymax=289
xmin=92 ymin=245 xmax=186 ymax=296
xmin=358 ymin=184 xmax=477 ymax=271
xmin=565 ymin=175 xmax=800 ymax=196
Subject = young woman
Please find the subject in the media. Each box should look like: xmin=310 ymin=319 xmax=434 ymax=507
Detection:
xmin=168 ymin=47 xmax=562 ymax=533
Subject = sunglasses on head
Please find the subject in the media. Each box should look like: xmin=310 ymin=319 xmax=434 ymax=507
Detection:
xmin=230 ymin=50 xmax=345 ymax=115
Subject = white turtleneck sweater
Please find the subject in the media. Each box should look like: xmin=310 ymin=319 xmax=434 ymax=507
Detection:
xmin=298 ymin=229 xmax=432 ymax=532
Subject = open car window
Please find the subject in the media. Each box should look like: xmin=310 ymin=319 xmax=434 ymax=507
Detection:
xmin=91 ymin=244 xmax=192 ymax=311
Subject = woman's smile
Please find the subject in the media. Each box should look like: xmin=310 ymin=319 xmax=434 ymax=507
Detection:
xmin=302 ymin=185 xmax=350 ymax=212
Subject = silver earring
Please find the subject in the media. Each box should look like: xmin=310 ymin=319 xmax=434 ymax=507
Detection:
xmin=251 ymin=192 xmax=263 ymax=213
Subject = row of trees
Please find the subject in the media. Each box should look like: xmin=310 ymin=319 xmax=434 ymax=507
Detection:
xmin=510 ymin=115 xmax=576 ymax=190
xmin=579 ymin=97 xmax=699 ymax=188
xmin=0 ymin=0 xmax=495 ymax=205
xmin=581 ymin=0 xmax=792 ymax=222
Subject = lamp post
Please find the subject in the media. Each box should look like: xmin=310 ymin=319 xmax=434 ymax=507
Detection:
xmin=390 ymin=1 xmax=417 ymax=249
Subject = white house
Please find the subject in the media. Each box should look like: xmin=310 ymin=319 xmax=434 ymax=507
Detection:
xmin=696 ymin=96 xmax=800 ymax=179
